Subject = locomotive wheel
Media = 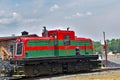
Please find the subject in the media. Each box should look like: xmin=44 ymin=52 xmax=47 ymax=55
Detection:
xmin=24 ymin=63 xmax=53 ymax=76
xmin=50 ymin=63 xmax=62 ymax=74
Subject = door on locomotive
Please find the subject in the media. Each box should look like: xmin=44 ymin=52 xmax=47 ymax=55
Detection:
xmin=49 ymin=34 xmax=58 ymax=56
xmin=48 ymin=30 xmax=76 ymax=56
xmin=13 ymin=38 xmax=24 ymax=60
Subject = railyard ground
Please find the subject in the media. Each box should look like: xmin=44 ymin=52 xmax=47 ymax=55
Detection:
xmin=60 ymin=55 xmax=120 ymax=80
xmin=0 ymin=55 xmax=120 ymax=80
xmin=59 ymin=71 xmax=120 ymax=80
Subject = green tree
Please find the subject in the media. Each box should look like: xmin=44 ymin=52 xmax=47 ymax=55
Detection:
xmin=117 ymin=40 xmax=120 ymax=53
xmin=93 ymin=41 xmax=103 ymax=54
xmin=106 ymin=39 xmax=120 ymax=53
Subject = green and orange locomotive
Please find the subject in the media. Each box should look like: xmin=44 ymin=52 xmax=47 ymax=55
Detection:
xmin=0 ymin=27 xmax=101 ymax=77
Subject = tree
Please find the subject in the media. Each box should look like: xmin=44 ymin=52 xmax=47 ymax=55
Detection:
xmin=93 ymin=41 xmax=103 ymax=54
xmin=106 ymin=39 xmax=120 ymax=53
xmin=93 ymin=38 xmax=120 ymax=54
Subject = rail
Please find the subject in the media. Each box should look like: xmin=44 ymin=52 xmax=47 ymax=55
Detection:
xmin=2 ymin=67 xmax=119 ymax=80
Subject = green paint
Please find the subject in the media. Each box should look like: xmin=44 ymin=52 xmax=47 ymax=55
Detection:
xmin=77 ymin=41 xmax=91 ymax=46
xmin=26 ymin=49 xmax=76 ymax=58
xmin=27 ymin=40 xmax=76 ymax=46
xmin=58 ymin=50 xmax=76 ymax=56
xmin=58 ymin=49 xmax=93 ymax=56
xmin=76 ymin=41 xmax=93 ymax=55
xmin=58 ymin=40 xmax=76 ymax=46
xmin=54 ymin=50 xmax=59 ymax=56
xmin=26 ymin=50 xmax=54 ymax=58
xmin=27 ymin=40 xmax=54 ymax=46
xmin=54 ymin=40 xmax=76 ymax=56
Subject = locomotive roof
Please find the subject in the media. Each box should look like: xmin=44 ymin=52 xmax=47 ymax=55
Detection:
xmin=48 ymin=29 xmax=74 ymax=33
xmin=76 ymin=37 xmax=92 ymax=42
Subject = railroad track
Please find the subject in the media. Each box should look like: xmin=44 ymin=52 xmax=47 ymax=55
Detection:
xmin=1 ymin=67 xmax=120 ymax=80
xmin=92 ymin=67 xmax=120 ymax=72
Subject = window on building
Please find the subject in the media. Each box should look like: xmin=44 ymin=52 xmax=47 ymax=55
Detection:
xmin=10 ymin=44 xmax=14 ymax=54
xmin=16 ymin=42 xmax=23 ymax=55
xmin=64 ymin=35 xmax=70 ymax=46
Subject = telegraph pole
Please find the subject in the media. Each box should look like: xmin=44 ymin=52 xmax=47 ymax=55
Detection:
xmin=103 ymin=32 xmax=108 ymax=67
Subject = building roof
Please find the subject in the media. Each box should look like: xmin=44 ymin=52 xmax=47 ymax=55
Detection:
xmin=0 ymin=34 xmax=38 ymax=41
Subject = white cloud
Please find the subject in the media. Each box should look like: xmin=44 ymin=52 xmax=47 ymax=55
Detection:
xmin=64 ymin=16 xmax=72 ymax=19
xmin=12 ymin=12 xmax=21 ymax=18
xmin=0 ymin=25 xmax=7 ymax=29
xmin=0 ymin=10 xmax=5 ymax=17
xmin=50 ymin=4 xmax=60 ymax=12
xmin=65 ymin=12 xmax=93 ymax=19
xmin=0 ymin=12 xmax=22 ymax=24
xmin=51 ymin=26 xmax=65 ymax=30
xmin=22 ymin=18 xmax=42 ymax=24
xmin=12 ymin=12 xmax=18 ymax=17
xmin=0 ymin=18 xmax=13 ymax=24
xmin=15 ymin=3 xmax=20 ymax=7
xmin=73 ymin=12 xmax=84 ymax=17
xmin=65 ymin=12 xmax=84 ymax=19
xmin=86 ymin=12 xmax=93 ymax=16
xmin=0 ymin=11 xmax=42 ymax=25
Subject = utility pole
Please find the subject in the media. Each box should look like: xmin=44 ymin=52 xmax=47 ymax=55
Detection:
xmin=103 ymin=32 xmax=108 ymax=67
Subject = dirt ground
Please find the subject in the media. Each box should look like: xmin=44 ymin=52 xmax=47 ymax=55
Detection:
xmin=59 ymin=72 xmax=120 ymax=80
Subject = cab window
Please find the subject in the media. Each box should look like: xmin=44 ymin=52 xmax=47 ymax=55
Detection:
xmin=64 ymin=35 xmax=70 ymax=46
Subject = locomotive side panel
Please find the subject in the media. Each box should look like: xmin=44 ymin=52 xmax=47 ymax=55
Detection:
xmin=76 ymin=38 xmax=93 ymax=55
xmin=25 ymin=39 xmax=55 ymax=58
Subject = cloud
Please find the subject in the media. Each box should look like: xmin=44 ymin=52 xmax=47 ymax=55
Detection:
xmin=0 ymin=12 xmax=22 ymax=24
xmin=65 ymin=12 xmax=93 ymax=19
xmin=0 ymin=18 xmax=13 ymax=24
xmin=15 ymin=3 xmax=20 ymax=7
xmin=50 ymin=4 xmax=60 ymax=12
xmin=12 ymin=12 xmax=22 ymax=21
xmin=86 ymin=12 xmax=93 ymax=16
xmin=22 ymin=18 xmax=42 ymax=24
xmin=0 ymin=10 xmax=5 ymax=17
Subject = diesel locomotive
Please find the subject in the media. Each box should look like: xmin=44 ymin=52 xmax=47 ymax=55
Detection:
xmin=0 ymin=27 xmax=101 ymax=77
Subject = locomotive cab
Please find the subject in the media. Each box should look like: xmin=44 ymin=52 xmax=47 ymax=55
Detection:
xmin=46 ymin=29 xmax=76 ymax=56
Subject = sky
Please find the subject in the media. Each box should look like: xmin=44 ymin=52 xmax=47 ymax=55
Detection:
xmin=0 ymin=0 xmax=120 ymax=41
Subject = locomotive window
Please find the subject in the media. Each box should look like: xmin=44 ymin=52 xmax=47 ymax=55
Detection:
xmin=64 ymin=35 xmax=70 ymax=46
xmin=16 ymin=42 xmax=23 ymax=55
